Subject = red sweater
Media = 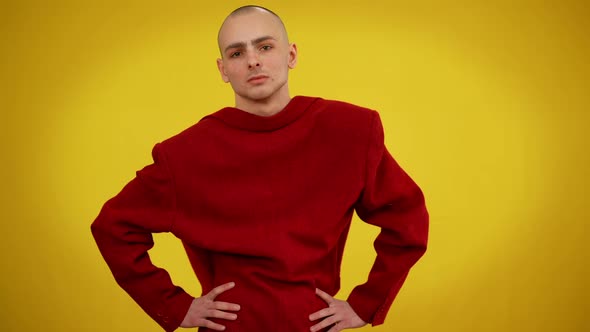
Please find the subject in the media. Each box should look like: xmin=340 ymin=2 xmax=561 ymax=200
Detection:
xmin=91 ymin=96 xmax=429 ymax=332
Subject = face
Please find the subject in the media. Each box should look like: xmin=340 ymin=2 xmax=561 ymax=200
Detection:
xmin=217 ymin=10 xmax=297 ymax=107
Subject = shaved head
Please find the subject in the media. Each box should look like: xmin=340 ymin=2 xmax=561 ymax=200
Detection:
xmin=227 ymin=5 xmax=283 ymax=21
xmin=214 ymin=5 xmax=297 ymax=114
xmin=218 ymin=5 xmax=289 ymax=55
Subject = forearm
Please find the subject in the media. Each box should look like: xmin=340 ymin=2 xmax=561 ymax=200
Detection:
xmin=91 ymin=143 xmax=194 ymax=331
xmin=350 ymin=110 xmax=429 ymax=324
xmin=92 ymin=199 xmax=194 ymax=331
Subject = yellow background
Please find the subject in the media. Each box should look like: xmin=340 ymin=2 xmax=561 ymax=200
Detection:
xmin=1 ymin=0 xmax=588 ymax=331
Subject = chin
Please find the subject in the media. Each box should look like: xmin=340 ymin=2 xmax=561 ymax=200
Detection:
xmin=242 ymin=89 xmax=276 ymax=102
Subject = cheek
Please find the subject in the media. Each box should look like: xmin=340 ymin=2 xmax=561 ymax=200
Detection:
xmin=225 ymin=65 xmax=244 ymax=79
xmin=265 ymin=57 xmax=287 ymax=72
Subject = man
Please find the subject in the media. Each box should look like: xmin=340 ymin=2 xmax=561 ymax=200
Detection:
xmin=91 ymin=5 xmax=428 ymax=332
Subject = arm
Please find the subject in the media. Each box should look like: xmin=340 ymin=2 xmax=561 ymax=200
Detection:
xmin=346 ymin=111 xmax=429 ymax=325
xmin=91 ymin=143 xmax=194 ymax=331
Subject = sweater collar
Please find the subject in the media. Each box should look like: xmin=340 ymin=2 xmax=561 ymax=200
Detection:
xmin=207 ymin=96 xmax=318 ymax=132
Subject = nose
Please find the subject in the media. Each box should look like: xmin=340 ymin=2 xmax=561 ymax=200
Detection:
xmin=247 ymin=52 xmax=260 ymax=69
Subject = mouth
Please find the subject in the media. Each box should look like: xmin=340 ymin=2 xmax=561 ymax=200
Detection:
xmin=248 ymin=75 xmax=269 ymax=84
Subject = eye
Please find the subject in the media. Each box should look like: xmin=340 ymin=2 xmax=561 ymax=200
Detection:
xmin=230 ymin=51 xmax=242 ymax=58
xmin=260 ymin=45 xmax=272 ymax=51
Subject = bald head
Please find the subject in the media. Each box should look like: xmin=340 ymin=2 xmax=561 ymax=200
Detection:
xmin=217 ymin=5 xmax=289 ymax=56
xmin=227 ymin=5 xmax=283 ymax=22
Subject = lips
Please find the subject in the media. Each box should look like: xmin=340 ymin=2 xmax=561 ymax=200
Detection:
xmin=248 ymin=74 xmax=269 ymax=83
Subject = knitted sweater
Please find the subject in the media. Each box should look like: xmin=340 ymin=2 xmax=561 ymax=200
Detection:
xmin=91 ymin=96 xmax=429 ymax=331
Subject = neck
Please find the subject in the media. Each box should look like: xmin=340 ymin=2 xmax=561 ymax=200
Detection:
xmin=234 ymin=89 xmax=291 ymax=117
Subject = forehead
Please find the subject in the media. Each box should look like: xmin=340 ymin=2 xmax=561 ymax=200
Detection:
xmin=218 ymin=11 xmax=286 ymax=47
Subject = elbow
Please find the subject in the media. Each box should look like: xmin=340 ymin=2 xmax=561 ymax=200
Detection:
xmin=90 ymin=210 xmax=110 ymax=243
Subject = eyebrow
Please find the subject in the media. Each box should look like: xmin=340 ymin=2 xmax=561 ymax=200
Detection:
xmin=224 ymin=35 xmax=277 ymax=54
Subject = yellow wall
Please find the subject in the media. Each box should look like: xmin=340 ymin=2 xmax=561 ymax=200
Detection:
xmin=1 ymin=0 xmax=588 ymax=331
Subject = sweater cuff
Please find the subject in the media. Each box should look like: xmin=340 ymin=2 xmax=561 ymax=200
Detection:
xmin=346 ymin=273 xmax=408 ymax=326
xmin=153 ymin=292 xmax=195 ymax=332
xmin=347 ymin=287 xmax=382 ymax=325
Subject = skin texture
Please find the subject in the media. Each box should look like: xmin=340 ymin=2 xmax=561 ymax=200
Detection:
xmin=179 ymin=282 xmax=240 ymax=331
xmin=181 ymin=7 xmax=368 ymax=331
xmin=216 ymin=7 xmax=297 ymax=117
xmin=309 ymin=288 xmax=367 ymax=332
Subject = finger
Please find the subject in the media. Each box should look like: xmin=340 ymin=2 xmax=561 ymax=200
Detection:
xmin=310 ymin=315 xmax=339 ymax=332
xmin=326 ymin=322 xmax=341 ymax=332
xmin=315 ymin=288 xmax=335 ymax=305
xmin=213 ymin=301 xmax=241 ymax=311
xmin=206 ymin=309 xmax=238 ymax=321
xmin=309 ymin=307 xmax=335 ymax=321
xmin=206 ymin=282 xmax=236 ymax=300
xmin=197 ymin=318 xmax=226 ymax=331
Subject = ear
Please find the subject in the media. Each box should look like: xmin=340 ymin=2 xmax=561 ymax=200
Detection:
xmin=288 ymin=43 xmax=298 ymax=69
xmin=216 ymin=58 xmax=230 ymax=83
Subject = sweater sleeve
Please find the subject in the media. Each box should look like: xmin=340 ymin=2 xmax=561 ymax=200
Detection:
xmin=347 ymin=111 xmax=429 ymax=325
xmin=91 ymin=143 xmax=194 ymax=332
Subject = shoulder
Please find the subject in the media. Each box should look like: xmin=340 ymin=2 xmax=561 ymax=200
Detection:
xmin=304 ymin=96 xmax=380 ymax=134
xmin=154 ymin=113 xmax=222 ymax=155
xmin=309 ymin=97 xmax=375 ymax=115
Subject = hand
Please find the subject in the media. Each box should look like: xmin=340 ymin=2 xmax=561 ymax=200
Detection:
xmin=309 ymin=288 xmax=367 ymax=332
xmin=180 ymin=282 xmax=241 ymax=331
